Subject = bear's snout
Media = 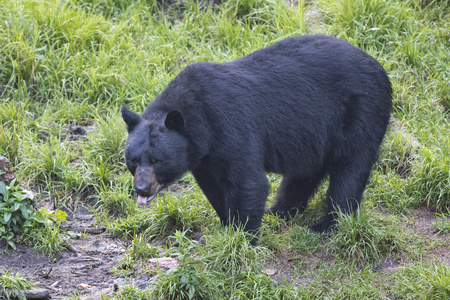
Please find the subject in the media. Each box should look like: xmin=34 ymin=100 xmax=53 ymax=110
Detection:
xmin=135 ymin=184 xmax=151 ymax=197
xmin=134 ymin=166 xmax=163 ymax=200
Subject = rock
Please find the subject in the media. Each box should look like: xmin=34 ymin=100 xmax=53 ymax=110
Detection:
xmin=148 ymin=257 xmax=179 ymax=269
xmin=0 ymin=156 xmax=14 ymax=184
xmin=23 ymin=288 xmax=50 ymax=299
xmin=262 ymin=268 xmax=277 ymax=276
xmin=80 ymin=287 xmax=114 ymax=300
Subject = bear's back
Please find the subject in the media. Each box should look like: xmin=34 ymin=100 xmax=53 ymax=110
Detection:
xmin=148 ymin=36 xmax=392 ymax=175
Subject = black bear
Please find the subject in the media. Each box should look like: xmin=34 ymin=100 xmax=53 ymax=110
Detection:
xmin=122 ymin=35 xmax=392 ymax=241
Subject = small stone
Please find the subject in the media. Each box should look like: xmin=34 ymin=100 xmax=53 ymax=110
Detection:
xmin=79 ymin=283 xmax=92 ymax=289
xmin=262 ymin=268 xmax=277 ymax=276
xmin=148 ymin=257 xmax=179 ymax=269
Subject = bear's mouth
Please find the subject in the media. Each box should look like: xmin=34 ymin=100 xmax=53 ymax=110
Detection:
xmin=137 ymin=195 xmax=155 ymax=205
xmin=136 ymin=184 xmax=164 ymax=206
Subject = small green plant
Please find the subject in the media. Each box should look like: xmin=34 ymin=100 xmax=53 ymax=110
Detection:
xmin=433 ymin=209 xmax=450 ymax=235
xmin=233 ymin=272 xmax=299 ymax=299
xmin=21 ymin=208 xmax=68 ymax=256
xmin=147 ymin=189 xmax=214 ymax=236
xmin=409 ymin=147 xmax=450 ymax=212
xmin=0 ymin=269 xmax=34 ymax=300
xmin=437 ymin=79 xmax=450 ymax=112
xmin=259 ymin=213 xmax=287 ymax=253
xmin=95 ymin=173 xmax=136 ymax=216
xmin=106 ymin=209 xmax=153 ymax=239
xmin=152 ymin=231 xmax=213 ymax=300
xmin=167 ymin=231 xmax=205 ymax=299
xmin=222 ymin=0 xmax=260 ymax=19
xmin=0 ymin=124 xmax=20 ymax=164
xmin=127 ymin=233 xmax=159 ymax=261
xmin=108 ymin=283 xmax=152 ymax=300
xmin=0 ymin=173 xmax=68 ymax=254
xmin=0 ymin=177 xmax=35 ymax=250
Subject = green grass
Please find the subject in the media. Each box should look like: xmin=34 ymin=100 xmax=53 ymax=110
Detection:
xmin=328 ymin=207 xmax=409 ymax=264
xmin=0 ymin=269 xmax=34 ymax=300
xmin=1 ymin=0 xmax=450 ymax=298
xmin=391 ymin=261 xmax=450 ymax=299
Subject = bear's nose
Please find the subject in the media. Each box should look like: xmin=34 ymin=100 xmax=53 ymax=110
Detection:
xmin=135 ymin=185 xmax=150 ymax=196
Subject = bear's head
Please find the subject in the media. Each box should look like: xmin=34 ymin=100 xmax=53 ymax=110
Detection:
xmin=122 ymin=106 xmax=189 ymax=205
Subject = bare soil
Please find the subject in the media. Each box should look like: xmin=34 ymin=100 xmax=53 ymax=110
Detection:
xmin=0 ymin=206 xmax=140 ymax=299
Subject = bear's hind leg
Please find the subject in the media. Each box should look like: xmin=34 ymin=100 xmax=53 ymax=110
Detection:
xmin=308 ymin=157 xmax=373 ymax=233
xmin=265 ymin=175 xmax=323 ymax=219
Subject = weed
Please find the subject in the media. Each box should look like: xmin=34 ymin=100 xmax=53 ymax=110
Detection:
xmin=433 ymin=209 xmax=450 ymax=235
xmin=288 ymin=225 xmax=324 ymax=255
xmin=151 ymin=231 xmax=215 ymax=300
xmin=20 ymin=208 xmax=68 ymax=256
xmin=127 ymin=233 xmax=159 ymax=261
xmin=232 ymin=273 xmax=299 ymax=300
xmin=0 ymin=269 xmax=34 ymax=300
xmin=259 ymin=213 xmax=287 ymax=253
xmin=0 ymin=178 xmax=35 ymax=250
xmin=0 ymin=124 xmax=20 ymax=167
xmin=317 ymin=0 xmax=418 ymax=52
xmin=0 ymin=174 xmax=68 ymax=254
xmin=95 ymin=173 xmax=136 ymax=216
xmin=409 ymin=147 xmax=450 ymax=211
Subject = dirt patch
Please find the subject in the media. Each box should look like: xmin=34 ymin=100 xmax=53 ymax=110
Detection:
xmin=407 ymin=208 xmax=450 ymax=264
xmin=0 ymin=207 xmax=144 ymax=300
xmin=63 ymin=124 xmax=95 ymax=142
xmin=0 ymin=180 xmax=195 ymax=299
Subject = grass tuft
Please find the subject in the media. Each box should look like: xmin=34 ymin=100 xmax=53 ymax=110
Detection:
xmin=328 ymin=207 xmax=408 ymax=264
xmin=0 ymin=270 xmax=34 ymax=300
xmin=392 ymin=261 xmax=450 ymax=299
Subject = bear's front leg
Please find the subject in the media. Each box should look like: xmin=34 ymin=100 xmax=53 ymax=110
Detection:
xmin=224 ymin=172 xmax=270 ymax=245
xmin=194 ymin=161 xmax=269 ymax=245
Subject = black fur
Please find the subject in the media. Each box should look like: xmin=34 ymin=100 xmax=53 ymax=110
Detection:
xmin=122 ymin=35 xmax=392 ymax=242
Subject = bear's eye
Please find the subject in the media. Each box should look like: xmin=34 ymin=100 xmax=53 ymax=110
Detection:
xmin=131 ymin=159 xmax=138 ymax=168
xmin=151 ymin=158 xmax=161 ymax=165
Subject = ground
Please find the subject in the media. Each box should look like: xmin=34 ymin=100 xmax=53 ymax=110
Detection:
xmin=1 ymin=198 xmax=448 ymax=299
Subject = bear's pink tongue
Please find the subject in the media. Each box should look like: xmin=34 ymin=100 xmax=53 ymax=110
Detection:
xmin=137 ymin=196 xmax=148 ymax=205
xmin=137 ymin=195 xmax=155 ymax=206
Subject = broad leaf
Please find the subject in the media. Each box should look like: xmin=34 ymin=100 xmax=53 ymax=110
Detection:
xmin=7 ymin=240 xmax=16 ymax=250
xmin=20 ymin=206 xmax=29 ymax=219
xmin=4 ymin=212 xmax=11 ymax=223
xmin=23 ymin=189 xmax=34 ymax=200
xmin=11 ymin=202 xmax=20 ymax=212
xmin=53 ymin=210 xmax=68 ymax=222
xmin=0 ymin=182 xmax=7 ymax=198
xmin=12 ymin=192 xmax=27 ymax=201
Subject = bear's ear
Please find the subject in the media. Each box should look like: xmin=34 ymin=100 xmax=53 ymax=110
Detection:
xmin=165 ymin=110 xmax=185 ymax=133
xmin=122 ymin=106 xmax=141 ymax=132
